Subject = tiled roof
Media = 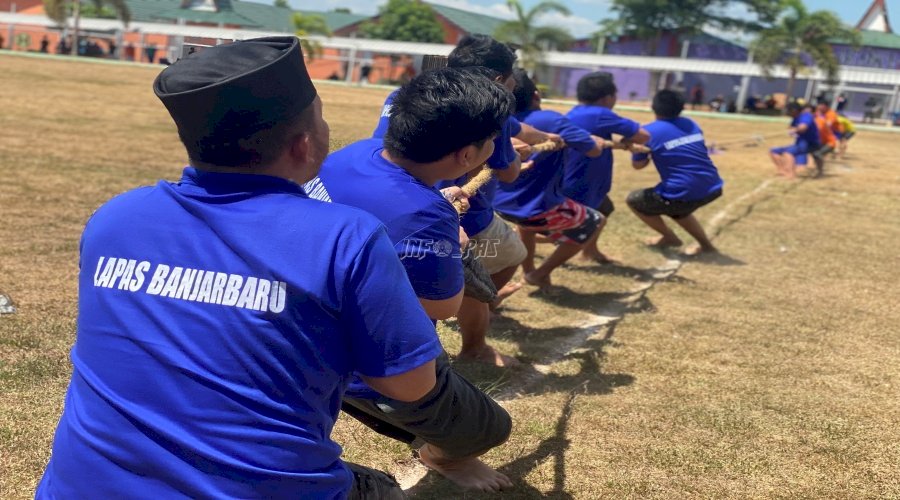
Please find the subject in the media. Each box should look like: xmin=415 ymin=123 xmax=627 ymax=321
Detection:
xmin=426 ymin=2 xmax=506 ymax=36
xmin=837 ymin=29 xmax=900 ymax=50
xmin=108 ymin=0 xmax=367 ymax=33
xmin=299 ymin=10 xmax=369 ymax=32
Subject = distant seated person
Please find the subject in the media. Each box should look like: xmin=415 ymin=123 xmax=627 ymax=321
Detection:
xmin=628 ymin=90 xmax=724 ymax=255
xmin=769 ymin=101 xmax=820 ymax=179
xmin=708 ymin=95 xmax=725 ymax=112
xmin=744 ymin=95 xmax=759 ymax=113
xmin=494 ymin=70 xmax=607 ymax=290
xmin=863 ymin=96 xmax=881 ymax=123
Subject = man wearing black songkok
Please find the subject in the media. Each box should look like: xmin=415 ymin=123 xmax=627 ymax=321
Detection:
xmin=36 ymin=37 xmax=443 ymax=499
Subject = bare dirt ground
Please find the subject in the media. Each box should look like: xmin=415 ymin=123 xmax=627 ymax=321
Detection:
xmin=2 ymin=54 xmax=898 ymax=498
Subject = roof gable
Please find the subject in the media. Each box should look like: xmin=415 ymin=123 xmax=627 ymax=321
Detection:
xmin=856 ymin=0 xmax=893 ymax=33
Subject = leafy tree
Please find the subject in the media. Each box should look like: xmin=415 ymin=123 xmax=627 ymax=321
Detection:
xmin=494 ymin=0 xmax=573 ymax=72
xmin=43 ymin=0 xmax=130 ymax=56
xmin=333 ymin=8 xmax=351 ymax=14
xmin=359 ymin=0 xmax=444 ymax=44
xmin=294 ymin=13 xmax=332 ymax=59
xmin=598 ymin=0 xmax=783 ymax=54
xmin=751 ymin=0 xmax=860 ymax=106
xmin=274 ymin=0 xmax=289 ymax=8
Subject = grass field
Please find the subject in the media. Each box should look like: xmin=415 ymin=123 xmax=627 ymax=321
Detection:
xmin=2 ymin=53 xmax=899 ymax=499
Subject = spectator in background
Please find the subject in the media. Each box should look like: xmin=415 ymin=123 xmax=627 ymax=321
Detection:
xmin=863 ymin=96 xmax=881 ymax=123
xmin=401 ymin=62 xmax=416 ymax=84
xmin=145 ymin=43 xmax=158 ymax=64
xmin=744 ymin=95 xmax=759 ymax=113
xmin=835 ymin=92 xmax=847 ymax=113
xmin=108 ymin=40 xmax=117 ymax=58
xmin=359 ymin=64 xmax=372 ymax=85
xmin=40 ymin=35 xmax=49 ymax=53
xmin=690 ymin=83 xmax=704 ymax=110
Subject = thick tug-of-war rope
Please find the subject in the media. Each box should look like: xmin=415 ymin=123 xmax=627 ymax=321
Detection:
xmin=529 ymin=139 xmax=651 ymax=154
xmin=452 ymin=167 xmax=494 ymax=214
xmin=450 ymin=167 xmax=499 ymax=303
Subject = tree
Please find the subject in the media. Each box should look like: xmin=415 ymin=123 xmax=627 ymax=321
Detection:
xmin=274 ymin=0 xmax=289 ymax=8
xmin=598 ymin=0 xmax=783 ymax=55
xmin=359 ymin=0 xmax=444 ymax=44
xmin=294 ymin=13 xmax=332 ymax=59
xmin=494 ymin=0 xmax=573 ymax=72
xmin=43 ymin=0 xmax=130 ymax=56
xmin=751 ymin=0 xmax=860 ymax=108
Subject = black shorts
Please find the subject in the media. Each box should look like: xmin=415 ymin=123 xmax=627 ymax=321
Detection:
xmin=812 ymin=144 xmax=834 ymax=159
xmin=626 ymin=188 xmax=722 ymax=219
xmin=342 ymin=352 xmax=511 ymax=460
xmin=597 ymin=195 xmax=615 ymax=217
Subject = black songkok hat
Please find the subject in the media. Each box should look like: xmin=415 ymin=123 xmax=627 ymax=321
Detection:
xmin=153 ymin=36 xmax=316 ymax=165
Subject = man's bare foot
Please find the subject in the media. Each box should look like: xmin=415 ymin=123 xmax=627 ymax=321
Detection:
xmin=524 ymin=270 xmax=551 ymax=289
xmin=684 ymin=244 xmax=717 ymax=256
xmin=646 ymin=235 xmax=682 ymax=248
xmin=418 ymin=444 xmax=513 ymax=492
xmin=579 ymin=250 xmax=615 ymax=264
xmin=458 ymin=345 xmax=520 ymax=367
xmin=490 ymin=281 xmax=523 ymax=310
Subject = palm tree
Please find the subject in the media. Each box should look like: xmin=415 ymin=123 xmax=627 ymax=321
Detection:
xmin=294 ymin=13 xmax=332 ymax=60
xmin=43 ymin=0 xmax=130 ymax=56
xmin=750 ymin=0 xmax=860 ymax=110
xmin=494 ymin=0 xmax=573 ymax=73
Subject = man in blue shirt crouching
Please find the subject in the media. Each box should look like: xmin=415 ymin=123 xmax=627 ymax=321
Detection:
xmin=628 ymin=90 xmax=724 ymax=255
xmin=37 ymin=37 xmax=446 ymax=499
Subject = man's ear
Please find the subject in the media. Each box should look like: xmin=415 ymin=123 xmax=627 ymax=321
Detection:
xmin=455 ymin=144 xmax=480 ymax=170
xmin=288 ymin=132 xmax=312 ymax=165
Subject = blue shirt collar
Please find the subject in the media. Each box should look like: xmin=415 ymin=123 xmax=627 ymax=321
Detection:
xmin=179 ymin=167 xmax=308 ymax=197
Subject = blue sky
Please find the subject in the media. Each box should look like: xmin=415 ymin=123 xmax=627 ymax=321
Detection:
xmin=294 ymin=0 xmax=899 ymax=39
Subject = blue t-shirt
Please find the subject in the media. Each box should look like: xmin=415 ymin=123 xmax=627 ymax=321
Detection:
xmin=564 ymin=105 xmax=640 ymax=207
xmin=436 ymin=116 xmax=518 ymax=236
xmin=793 ymin=111 xmax=820 ymax=147
xmin=632 ymin=117 xmax=724 ymax=201
xmin=36 ymin=168 xmax=441 ymax=499
xmin=371 ymin=89 xmax=399 ymax=139
xmin=373 ymin=90 xmax=516 ymax=237
xmin=495 ymin=109 xmax=597 ymax=219
xmin=317 ymin=138 xmax=464 ymax=302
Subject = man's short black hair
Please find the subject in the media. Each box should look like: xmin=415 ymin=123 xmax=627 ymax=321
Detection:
xmin=512 ymin=68 xmax=537 ymax=113
xmin=384 ymin=67 xmax=513 ymax=163
xmin=652 ymin=90 xmax=685 ymax=119
xmin=576 ymin=72 xmax=617 ymax=103
xmin=448 ymin=34 xmax=517 ymax=78
xmin=182 ymin=109 xmax=313 ymax=168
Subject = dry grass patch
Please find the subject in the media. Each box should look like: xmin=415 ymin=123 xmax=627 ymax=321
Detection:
xmin=2 ymin=54 xmax=899 ymax=498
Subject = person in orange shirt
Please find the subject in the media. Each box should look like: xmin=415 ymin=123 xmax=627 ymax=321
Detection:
xmin=810 ymin=104 xmax=837 ymax=177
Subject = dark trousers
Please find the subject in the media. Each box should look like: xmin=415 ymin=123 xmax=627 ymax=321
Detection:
xmin=342 ymin=352 xmax=512 ymax=460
